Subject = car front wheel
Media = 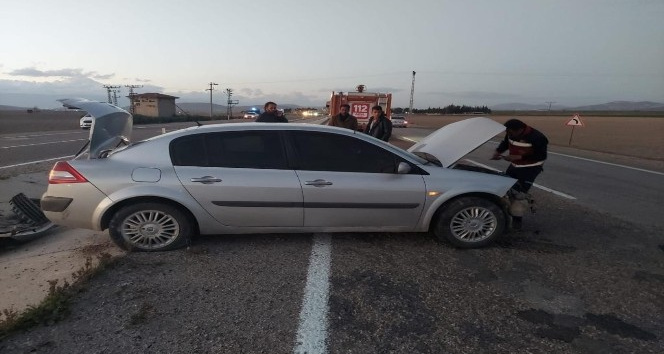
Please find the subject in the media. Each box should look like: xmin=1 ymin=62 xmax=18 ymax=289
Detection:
xmin=108 ymin=202 xmax=192 ymax=251
xmin=433 ymin=197 xmax=505 ymax=248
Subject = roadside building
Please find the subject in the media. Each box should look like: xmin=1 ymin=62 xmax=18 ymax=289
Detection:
xmin=130 ymin=93 xmax=179 ymax=117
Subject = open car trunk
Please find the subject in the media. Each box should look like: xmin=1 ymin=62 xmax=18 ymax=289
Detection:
xmin=59 ymin=98 xmax=133 ymax=159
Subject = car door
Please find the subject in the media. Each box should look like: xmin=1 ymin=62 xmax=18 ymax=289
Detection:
xmin=288 ymin=131 xmax=426 ymax=229
xmin=172 ymin=130 xmax=303 ymax=227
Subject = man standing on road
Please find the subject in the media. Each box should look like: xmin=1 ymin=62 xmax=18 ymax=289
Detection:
xmin=364 ymin=105 xmax=392 ymax=141
xmin=255 ymin=101 xmax=288 ymax=123
xmin=492 ymin=118 xmax=549 ymax=228
xmin=328 ymin=104 xmax=358 ymax=130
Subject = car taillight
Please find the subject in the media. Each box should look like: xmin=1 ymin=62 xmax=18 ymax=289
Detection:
xmin=48 ymin=161 xmax=88 ymax=184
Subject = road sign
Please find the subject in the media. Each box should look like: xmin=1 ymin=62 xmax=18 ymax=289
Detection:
xmin=566 ymin=114 xmax=584 ymax=127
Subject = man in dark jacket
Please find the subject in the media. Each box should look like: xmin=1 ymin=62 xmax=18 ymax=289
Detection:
xmin=328 ymin=104 xmax=358 ymax=130
xmin=492 ymin=118 xmax=548 ymax=229
xmin=364 ymin=105 xmax=392 ymax=141
xmin=255 ymin=101 xmax=288 ymax=123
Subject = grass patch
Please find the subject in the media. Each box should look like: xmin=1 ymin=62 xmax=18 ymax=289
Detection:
xmin=0 ymin=252 xmax=116 ymax=339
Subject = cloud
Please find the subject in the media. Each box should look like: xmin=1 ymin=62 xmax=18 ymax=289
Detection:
xmin=8 ymin=67 xmax=115 ymax=80
xmin=92 ymin=73 xmax=115 ymax=80
xmin=0 ymin=75 xmax=165 ymax=108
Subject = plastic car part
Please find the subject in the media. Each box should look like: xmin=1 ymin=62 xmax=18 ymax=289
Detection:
xmin=0 ymin=193 xmax=56 ymax=242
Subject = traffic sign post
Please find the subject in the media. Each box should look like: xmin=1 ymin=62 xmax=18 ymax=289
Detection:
xmin=565 ymin=114 xmax=584 ymax=146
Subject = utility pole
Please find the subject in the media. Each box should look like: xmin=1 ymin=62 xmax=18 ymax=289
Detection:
xmin=125 ymin=85 xmax=143 ymax=113
xmin=225 ymin=88 xmax=239 ymax=120
xmin=206 ymin=82 xmax=218 ymax=118
xmin=111 ymin=89 xmax=121 ymax=106
xmin=103 ymin=85 xmax=121 ymax=104
xmin=546 ymin=101 xmax=556 ymax=111
xmin=409 ymin=71 xmax=416 ymax=114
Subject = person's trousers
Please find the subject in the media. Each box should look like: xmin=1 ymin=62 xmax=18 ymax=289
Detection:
xmin=506 ymin=165 xmax=543 ymax=193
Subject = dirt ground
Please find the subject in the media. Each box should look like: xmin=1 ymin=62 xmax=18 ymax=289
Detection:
xmin=0 ymin=173 xmax=123 ymax=320
xmin=405 ymin=114 xmax=664 ymax=162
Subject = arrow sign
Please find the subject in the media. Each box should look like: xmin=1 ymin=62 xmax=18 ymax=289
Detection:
xmin=566 ymin=114 xmax=584 ymax=127
xmin=565 ymin=114 xmax=584 ymax=146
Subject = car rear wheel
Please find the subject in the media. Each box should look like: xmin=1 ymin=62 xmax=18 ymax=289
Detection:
xmin=109 ymin=202 xmax=192 ymax=251
xmin=433 ymin=197 xmax=505 ymax=248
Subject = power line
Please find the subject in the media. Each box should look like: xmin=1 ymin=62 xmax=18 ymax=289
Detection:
xmin=225 ymin=88 xmax=238 ymax=120
xmin=102 ymin=85 xmax=121 ymax=105
xmin=125 ymin=85 xmax=143 ymax=113
xmin=206 ymin=82 xmax=218 ymax=118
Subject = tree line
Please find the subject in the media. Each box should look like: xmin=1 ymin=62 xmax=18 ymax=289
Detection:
xmin=392 ymin=105 xmax=492 ymax=114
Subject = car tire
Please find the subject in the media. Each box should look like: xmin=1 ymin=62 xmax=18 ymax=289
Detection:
xmin=433 ymin=197 xmax=505 ymax=248
xmin=108 ymin=202 xmax=192 ymax=252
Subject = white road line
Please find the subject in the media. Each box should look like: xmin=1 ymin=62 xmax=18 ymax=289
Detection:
xmin=1 ymin=131 xmax=83 ymax=139
xmin=294 ymin=233 xmax=332 ymax=354
xmin=1 ymin=139 xmax=86 ymax=149
xmin=486 ymin=140 xmax=663 ymax=176
xmin=0 ymin=155 xmax=75 ymax=170
xmin=399 ymin=136 xmax=418 ymax=143
xmin=463 ymin=159 xmax=577 ymax=200
xmin=549 ymin=151 xmax=664 ymax=176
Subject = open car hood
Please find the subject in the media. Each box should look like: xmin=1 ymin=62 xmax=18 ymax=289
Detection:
xmin=59 ymin=98 xmax=132 ymax=158
xmin=407 ymin=117 xmax=505 ymax=168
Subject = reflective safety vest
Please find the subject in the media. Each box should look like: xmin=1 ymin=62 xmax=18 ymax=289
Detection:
xmin=507 ymin=127 xmax=546 ymax=168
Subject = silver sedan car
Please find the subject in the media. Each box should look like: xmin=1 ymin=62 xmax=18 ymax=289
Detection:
xmin=390 ymin=115 xmax=408 ymax=128
xmin=41 ymin=99 xmax=518 ymax=252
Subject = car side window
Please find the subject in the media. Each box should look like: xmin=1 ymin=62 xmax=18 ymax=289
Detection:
xmin=207 ymin=131 xmax=287 ymax=169
xmin=170 ymin=131 xmax=288 ymax=169
xmin=291 ymin=131 xmax=399 ymax=173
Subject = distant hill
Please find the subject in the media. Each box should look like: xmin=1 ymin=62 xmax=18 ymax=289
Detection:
xmin=490 ymin=103 xmax=569 ymax=111
xmin=571 ymin=101 xmax=664 ymax=111
xmin=491 ymin=101 xmax=664 ymax=111
xmin=0 ymin=104 xmax=27 ymax=111
xmin=175 ymin=102 xmax=302 ymax=115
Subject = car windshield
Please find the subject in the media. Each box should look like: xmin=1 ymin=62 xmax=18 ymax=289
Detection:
xmin=411 ymin=151 xmax=441 ymax=166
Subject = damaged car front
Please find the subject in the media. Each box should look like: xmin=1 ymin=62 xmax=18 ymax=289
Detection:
xmin=407 ymin=117 xmax=525 ymax=243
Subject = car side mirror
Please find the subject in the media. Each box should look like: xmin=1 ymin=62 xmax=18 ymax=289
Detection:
xmin=397 ymin=162 xmax=411 ymax=174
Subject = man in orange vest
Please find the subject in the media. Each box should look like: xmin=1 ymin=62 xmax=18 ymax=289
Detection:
xmin=492 ymin=119 xmax=549 ymax=228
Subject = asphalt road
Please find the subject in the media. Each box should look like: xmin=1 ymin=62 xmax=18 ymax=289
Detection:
xmin=398 ymin=127 xmax=664 ymax=228
xmin=1 ymin=119 xmax=663 ymax=353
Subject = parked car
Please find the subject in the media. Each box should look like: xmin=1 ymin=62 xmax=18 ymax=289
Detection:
xmin=243 ymin=112 xmax=259 ymax=119
xmin=391 ymin=115 xmax=408 ymax=128
xmin=42 ymin=99 xmax=518 ymax=252
xmin=79 ymin=114 xmax=93 ymax=129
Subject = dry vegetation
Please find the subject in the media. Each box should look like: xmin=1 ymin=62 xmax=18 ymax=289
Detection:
xmin=0 ymin=253 xmax=115 ymax=339
xmin=406 ymin=114 xmax=664 ymax=161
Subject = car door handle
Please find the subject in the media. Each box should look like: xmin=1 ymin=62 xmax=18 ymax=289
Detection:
xmin=190 ymin=176 xmax=222 ymax=184
xmin=305 ymin=179 xmax=333 ymax=187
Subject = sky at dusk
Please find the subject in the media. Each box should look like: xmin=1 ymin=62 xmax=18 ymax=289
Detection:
xmin=1 ymin=0 xmax=663 ymax=109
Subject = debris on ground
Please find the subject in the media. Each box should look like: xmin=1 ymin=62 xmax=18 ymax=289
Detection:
xmin=0 ymin=193 xmax=56 ymax=241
